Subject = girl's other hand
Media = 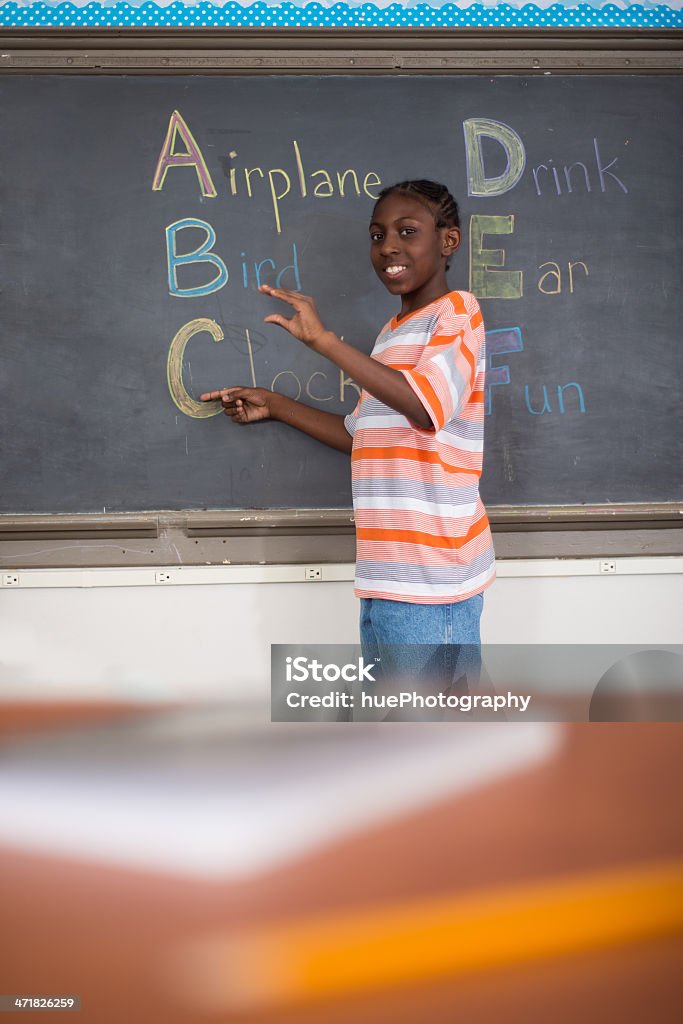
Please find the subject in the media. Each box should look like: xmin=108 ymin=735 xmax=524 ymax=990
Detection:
xmin=200 ymin=387 xmax=273 ymax=424
xmin=259 ymin=284 xmax=330 ymax=350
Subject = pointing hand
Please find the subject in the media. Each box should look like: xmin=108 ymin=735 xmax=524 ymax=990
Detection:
xmin=199 ymin=387 xmax=273 ymax=424
xmin=259 ymin=284 xmax=331 ymax=350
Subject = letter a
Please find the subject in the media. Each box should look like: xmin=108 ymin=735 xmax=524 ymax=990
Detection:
xmin=463 ymin=118 xmax=526 ymax=198
xmin=152 ymin=110 xmax=217 ymax=197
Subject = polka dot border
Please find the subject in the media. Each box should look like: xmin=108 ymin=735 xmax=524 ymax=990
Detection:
xmin=0 ymin=3 xmax=680 ymax=29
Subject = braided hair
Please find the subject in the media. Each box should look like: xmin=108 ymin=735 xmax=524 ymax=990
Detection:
xmin=373 ymin=180 xmax=460 ymax=269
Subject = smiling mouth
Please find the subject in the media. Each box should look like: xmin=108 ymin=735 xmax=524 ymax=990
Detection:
xmin=384 ymin=265 xmax=408 ymax=277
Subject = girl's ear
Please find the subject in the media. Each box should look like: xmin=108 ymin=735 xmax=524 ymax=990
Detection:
xmin=442 ymin=226 xmax=461 ymax=257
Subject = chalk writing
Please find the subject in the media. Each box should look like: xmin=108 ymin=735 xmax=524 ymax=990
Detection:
xmin=486 ymin=327 xmax=585 ymax=417
xmin=152 ymin=110 xmax=216 ymax=198
xmin=167 ymin=319 xmax=360 ymax=419
xmin=167 ymin=318 xmax=224 ymax=417
xmin=470 ymin=214 xmax=522 ymax=299
xmin=166 ymin=218 xmax=228 ymax=298
xmin=525 ymin=383 xmax=586 ymax=415
xmin=532 ymin=140 xmax=628 ymax=197
xmin=463 ymin=118 xmax=526 ymax=198
xmin=154 ymin=114 xmax=610 ymax=434
xmin=485 ymin=327 xmax=524 ymax=416
xmin=166 ymin=225 xmax=301 ymax=298
xmin=462 ymin=117 xmax=629 ymax=200
xmin=153 ymin=111 xmax=382 ymax=234
xmin=537 ymin=260 xmax=589 ymax=295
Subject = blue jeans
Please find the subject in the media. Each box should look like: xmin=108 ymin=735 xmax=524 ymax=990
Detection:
xmin=359 ymin=594 xmax=484 ymax=696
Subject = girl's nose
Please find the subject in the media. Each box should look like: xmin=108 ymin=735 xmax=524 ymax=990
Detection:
xmin=380 ymin=234 xmax=400 ymax=255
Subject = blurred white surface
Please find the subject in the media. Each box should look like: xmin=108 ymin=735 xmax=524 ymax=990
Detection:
xmin=0 ymin=713 xmax=562 ymax=879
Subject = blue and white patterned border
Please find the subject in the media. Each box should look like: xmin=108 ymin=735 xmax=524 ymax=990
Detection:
xmin=0 ymin=2 xmax=681 ymax=29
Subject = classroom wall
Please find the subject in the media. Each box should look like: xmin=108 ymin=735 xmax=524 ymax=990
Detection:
xmin=0 ymin=14 xmax=679 ymax=704
xmin=1 ymin=570 xmax=681 ymax=703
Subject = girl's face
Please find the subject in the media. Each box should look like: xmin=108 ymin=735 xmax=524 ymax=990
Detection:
xmin=369 ymin=193 xmax=460 ymax=315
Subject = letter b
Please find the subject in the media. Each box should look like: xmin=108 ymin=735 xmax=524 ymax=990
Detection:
xmin=166 ymin=218 xmax=228 ymax=297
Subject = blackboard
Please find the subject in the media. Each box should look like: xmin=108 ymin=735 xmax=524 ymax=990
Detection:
xmin=1 ymin=73 xmax=681 ymax=514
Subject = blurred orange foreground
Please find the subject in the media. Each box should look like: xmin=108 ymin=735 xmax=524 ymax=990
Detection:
xmin=0 ymin=717 xmax=682 ymax=1024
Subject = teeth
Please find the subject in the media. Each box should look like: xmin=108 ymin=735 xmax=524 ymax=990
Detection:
xmin=385 ymin=266 xmax=407 ymax=276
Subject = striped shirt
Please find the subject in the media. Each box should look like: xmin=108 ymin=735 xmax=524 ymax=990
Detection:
xmin=344 ymin=290 xmax=496 ymax=604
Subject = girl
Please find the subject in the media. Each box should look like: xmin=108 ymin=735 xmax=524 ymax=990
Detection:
xmin=201 ymin=180 xmax=496 ymax=688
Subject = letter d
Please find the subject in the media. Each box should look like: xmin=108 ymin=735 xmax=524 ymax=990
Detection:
xmin=276 ymin=242 xmax=302 ymax=291
xmin=463 ymin=118 xmax=526 ymax=197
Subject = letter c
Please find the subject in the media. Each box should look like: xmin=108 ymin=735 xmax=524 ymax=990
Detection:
xmin=167 ymin=317 xmax=224 ymax=418
xmin=306 ymin=371 xmax=333 ymax=403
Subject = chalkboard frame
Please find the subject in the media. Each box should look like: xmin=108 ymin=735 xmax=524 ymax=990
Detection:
xmin=0 ymin=29 xmax=682 ymax=77
xmin=1 ymin=30 xmax=681 ymax=564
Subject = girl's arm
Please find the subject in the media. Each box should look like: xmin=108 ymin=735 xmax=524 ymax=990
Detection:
xmin=199 ymin=387 xmax=353 ymax=454
xmin=259 ymin=284 xmax=433 ymax=430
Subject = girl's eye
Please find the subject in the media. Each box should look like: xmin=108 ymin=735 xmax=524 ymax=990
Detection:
xmin=399 ymin=227 xmax=416 ymax=236
xmin=370 ymin=232 xmax=383 ymax=242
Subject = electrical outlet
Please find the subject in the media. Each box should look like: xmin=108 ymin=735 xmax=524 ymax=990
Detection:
xmin=305 ymin=566 xmax=323 ymax=581
xmin=2 ymin=573 xmax=20 ymax=587
xmin=155 ymin=571 xmax=173 ymax=584
xmin=599 ymin=560 xmax=617 ymax=575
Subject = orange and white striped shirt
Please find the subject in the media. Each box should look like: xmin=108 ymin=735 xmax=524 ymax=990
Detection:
xmin=345 ymin=290 xmax=495 ymax=604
